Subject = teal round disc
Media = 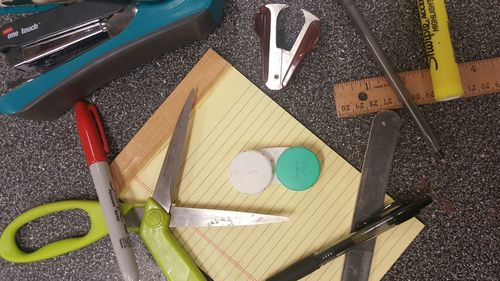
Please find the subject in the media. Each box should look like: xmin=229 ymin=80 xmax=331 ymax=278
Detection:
xmin=276 ymin=147 xmax=320 ymax=191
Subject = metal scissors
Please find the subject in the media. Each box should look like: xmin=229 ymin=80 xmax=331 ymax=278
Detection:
xmin=0 ymin=89 xmax=288 ymax=280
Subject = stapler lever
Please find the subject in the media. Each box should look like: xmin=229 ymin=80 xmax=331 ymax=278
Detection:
xmin=0 ymin=1 xmax=133 ymax=73
xmin=0 ymin=0 xmax=75 ymax=7
xmin=254 ymin=4 xmax=321 ymax=90
xmin=0 ymin=0 xmax=224 ymax=120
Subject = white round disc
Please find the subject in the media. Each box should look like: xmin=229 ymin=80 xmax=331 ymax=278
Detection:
xmin=228 ymin=150 xmax=274 ymax=194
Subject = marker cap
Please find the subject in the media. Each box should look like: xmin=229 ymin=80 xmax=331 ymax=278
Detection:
xmin=75 ymin=101 xmax=110 ymax=166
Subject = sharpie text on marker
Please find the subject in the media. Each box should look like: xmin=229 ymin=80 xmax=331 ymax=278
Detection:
xmin=418 ymin=0 xmax=439 ymax=70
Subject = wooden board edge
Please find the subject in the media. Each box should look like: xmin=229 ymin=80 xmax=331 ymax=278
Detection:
xmin=111 ymin=49 xmax=230 ymax=195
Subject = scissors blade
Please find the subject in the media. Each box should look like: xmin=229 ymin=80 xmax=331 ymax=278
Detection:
xmin=169 ymin=207 xmax=288 ymax=227
xmin=124 ymin=207 xmax=288 ymax=228
xmin=153 ymin=89 xmax=195 ymax=213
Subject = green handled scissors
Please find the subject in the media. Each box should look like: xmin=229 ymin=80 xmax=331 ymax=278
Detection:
xmin=0 ymin=200 xmax=286 ymax=264
xmin=0 ymin=89 xmax=288 ymax=280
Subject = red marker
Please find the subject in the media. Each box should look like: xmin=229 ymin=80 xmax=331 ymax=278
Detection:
xmin=75 ymin=101 xmax=138 ymax=281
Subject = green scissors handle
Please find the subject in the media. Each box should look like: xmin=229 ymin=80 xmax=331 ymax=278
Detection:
xmin=140 ymin=198 xmax=206 ymax=281
xmin=0 ymin=200 xmax=139 ymax=263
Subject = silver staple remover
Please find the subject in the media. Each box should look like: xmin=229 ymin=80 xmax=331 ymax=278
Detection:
xmin=254 ymin=4 xmax=321 ymax=90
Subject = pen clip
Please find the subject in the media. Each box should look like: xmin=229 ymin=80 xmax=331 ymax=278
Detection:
xmin=353 ymin=197 xmax=433 ymax=230
xmin=374 ymin=201 xmax=406 ymax=217
xmin=86 ymin=104 xmax=110 ymax=154
xmin=353 ymin=201 xmax=405 ymax=231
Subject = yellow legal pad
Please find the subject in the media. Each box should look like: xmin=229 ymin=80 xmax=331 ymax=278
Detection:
xmin=111 ymin=50 xmax=424 ymax=281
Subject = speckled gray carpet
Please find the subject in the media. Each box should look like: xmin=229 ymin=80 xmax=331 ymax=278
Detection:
xmin=0 ymin=1 xmax=499 ymax=280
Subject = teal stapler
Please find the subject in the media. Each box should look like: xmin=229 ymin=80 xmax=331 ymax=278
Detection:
xmin=0 ymin=0 xmax=224 ymax=120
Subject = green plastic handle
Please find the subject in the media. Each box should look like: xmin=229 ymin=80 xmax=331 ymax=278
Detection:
xmin=140 ymin=198 xmax=206 ymax=281
xmin=0 ymin=200 xmax=139 ymax=263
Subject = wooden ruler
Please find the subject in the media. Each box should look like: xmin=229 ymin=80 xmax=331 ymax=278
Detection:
xmin=334 ymin=57 xmax=500 ymax=117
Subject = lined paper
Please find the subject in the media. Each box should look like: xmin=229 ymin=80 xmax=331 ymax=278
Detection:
xmin=117 ymin=62 xmax=424 ymax=280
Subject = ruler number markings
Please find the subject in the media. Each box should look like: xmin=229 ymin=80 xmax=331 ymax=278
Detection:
xmin=334 ymin=57 xmax=500 ymax=117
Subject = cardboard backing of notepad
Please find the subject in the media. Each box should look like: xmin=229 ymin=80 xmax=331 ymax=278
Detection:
xmin=110 ymin=49 xmax=229 ymax=194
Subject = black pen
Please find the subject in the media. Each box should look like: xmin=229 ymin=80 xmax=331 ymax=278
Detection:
xmin=266 ymin=196 xmax=432 ymax=281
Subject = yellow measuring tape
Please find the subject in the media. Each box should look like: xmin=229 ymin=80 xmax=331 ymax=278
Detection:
xmin=333 ymin=57 xmax=500 ymax=118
